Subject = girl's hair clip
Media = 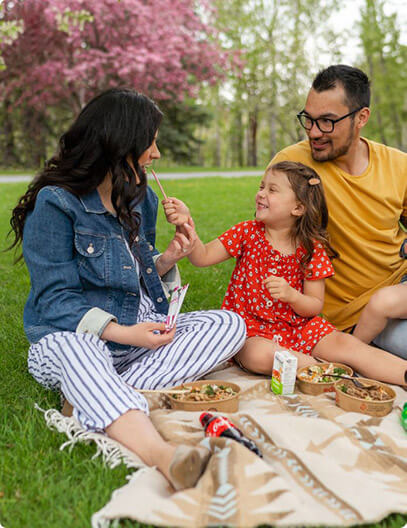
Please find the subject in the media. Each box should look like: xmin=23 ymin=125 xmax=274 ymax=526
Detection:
xmin=308 ymin=178 xmax=320 ymax=186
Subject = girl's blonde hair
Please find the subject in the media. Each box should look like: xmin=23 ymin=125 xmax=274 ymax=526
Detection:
xmin=268 ymin=161 xmax=338 ymax=269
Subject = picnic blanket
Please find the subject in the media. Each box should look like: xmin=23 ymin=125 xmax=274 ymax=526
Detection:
xmin=40 ymin=364 xmax=407 ymax=528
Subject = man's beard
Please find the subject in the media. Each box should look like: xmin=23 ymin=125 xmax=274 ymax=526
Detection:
xmin=310 ymin=125 xmax=355 ymax=162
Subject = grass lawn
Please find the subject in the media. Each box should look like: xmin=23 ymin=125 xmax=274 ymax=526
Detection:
xmin=0 ymin=165 xmax=262 ymax=176
xmin=0 ymin=179 xmax=406 ymax=528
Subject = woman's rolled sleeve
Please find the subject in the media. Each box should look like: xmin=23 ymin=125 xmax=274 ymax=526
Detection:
xmin=76 ymin=307 xmax=117 ymax=336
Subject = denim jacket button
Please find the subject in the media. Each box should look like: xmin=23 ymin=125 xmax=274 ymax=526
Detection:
xmin=157 ymin=297 xmax=163 ymax=303
xmin=135 ymin=236 xmax=140 ymax=242
xmin=149 ymin=244 xmax=153 ymax=251
xmin=146 ymin=267 xmax=152 ymax=274
xmin=87 ymin=243 xmax=94 ymax=254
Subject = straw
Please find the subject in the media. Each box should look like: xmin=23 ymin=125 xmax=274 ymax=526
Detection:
xmin=151 ymin=169 xmax=168 ymax=200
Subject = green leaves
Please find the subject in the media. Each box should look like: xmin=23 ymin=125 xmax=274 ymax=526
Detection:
xmin=54 ymin=8 xmax=94 ymax=35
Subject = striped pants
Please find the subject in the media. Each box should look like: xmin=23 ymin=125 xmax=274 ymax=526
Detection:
xmin=27 ymin=310 xmax=246 ymax=431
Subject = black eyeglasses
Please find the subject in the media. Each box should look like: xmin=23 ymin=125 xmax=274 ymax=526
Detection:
xmin=296 ymin=106 xmax=363 ymax=133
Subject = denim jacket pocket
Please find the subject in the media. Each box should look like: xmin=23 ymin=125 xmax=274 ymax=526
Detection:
xmin=74 ymin=232 xmax=107 ymax=280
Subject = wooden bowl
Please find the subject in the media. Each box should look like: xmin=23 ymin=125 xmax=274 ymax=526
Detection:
xmin=296 ymin=363 xmax=353 ymax=395
xmin=334 ymin=378 xmax=396 ymax=416
xmin=167 ymin=380 xmax=241 ymax=412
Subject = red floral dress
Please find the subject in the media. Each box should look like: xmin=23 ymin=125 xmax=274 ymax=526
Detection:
xmin=218 ymin=220 xmax=336 ymax=355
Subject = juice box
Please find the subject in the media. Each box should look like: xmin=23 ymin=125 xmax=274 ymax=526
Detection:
xmin=271 ymin=350 xmax=298 ymax=395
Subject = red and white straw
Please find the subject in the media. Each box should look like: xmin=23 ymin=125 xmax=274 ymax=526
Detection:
xmin=151 ymin=169 xmax=168 ymax=200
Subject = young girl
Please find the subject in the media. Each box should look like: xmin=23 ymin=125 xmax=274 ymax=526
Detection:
xmin=164 ymin=161 xmax=407 ymax=385
xmin=9 ymin=89 xmax=246 ymax=490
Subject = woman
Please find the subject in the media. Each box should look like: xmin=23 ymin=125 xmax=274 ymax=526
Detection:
xmin=10 ymin=89 xmax=246 ymax=489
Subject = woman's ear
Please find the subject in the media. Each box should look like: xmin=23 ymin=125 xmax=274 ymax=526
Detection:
xmin=292 ymin=202 xmax=305 ymax=217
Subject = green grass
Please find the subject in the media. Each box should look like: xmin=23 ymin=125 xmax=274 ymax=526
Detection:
xmin=0 ymin=166 xmax=262 ymax=176
xmin=152 ymin=164 xmax=262 ymax=172
xmin=0 ymin=168 xmax=36 ymax=175
xmin=0 ymin=180 xmax=406 ymax=528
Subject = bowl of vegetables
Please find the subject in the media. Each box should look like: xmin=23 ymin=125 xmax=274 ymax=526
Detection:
xmin=296 ymin=363 xmax=353 ymax=395
xmin=334 ymin=378 xmax=396 ymax=416
xmin=168 ymin=380 xmax=241 ymax=412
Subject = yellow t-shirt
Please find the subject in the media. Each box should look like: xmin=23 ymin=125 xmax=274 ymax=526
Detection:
xmin=270 ymin=138 xmax=407 ymax=331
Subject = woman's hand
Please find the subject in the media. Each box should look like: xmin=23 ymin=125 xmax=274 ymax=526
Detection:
xmin=163 ymin=197 xmax=190 ymax=226
xmin=102 ymin=321 xmax=176 ymax=348
xmin=156 ymin=219 xmax=197 ymax=275
xmin=262 ymin=275 xmax=296 ymax=304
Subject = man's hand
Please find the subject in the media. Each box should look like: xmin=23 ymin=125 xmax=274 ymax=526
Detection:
xmin=262 ymin=275 xmax=296 ymax=303
xmin=163 ymin=197 xmax=190 ymax=226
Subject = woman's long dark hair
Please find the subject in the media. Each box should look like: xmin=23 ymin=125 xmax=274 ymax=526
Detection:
xmin=269 ymin=161 xmax=338 ymax=270
xmin=9 ymin=88 xmax=163 ymax=259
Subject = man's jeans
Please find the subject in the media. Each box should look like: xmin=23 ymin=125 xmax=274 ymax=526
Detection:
xmin=373 ymin=319 xmax=407 ymax=359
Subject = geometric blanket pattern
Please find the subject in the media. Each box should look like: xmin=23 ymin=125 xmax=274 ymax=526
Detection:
xmin=41 ymin=365 xmax=407 ymax=528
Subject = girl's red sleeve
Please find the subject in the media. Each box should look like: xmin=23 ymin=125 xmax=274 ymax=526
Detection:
xmin=305 ymin=242 xmax=335 ymax=280
xmin=218 ymin=221 xmax=247 ymax=258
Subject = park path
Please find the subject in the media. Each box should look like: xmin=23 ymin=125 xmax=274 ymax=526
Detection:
xmin=0 ymin=170 xmax=262 ymax=183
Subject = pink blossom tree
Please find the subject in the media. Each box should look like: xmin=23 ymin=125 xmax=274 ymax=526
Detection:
xmin=0 ymin=0 xmax=228 ymax=164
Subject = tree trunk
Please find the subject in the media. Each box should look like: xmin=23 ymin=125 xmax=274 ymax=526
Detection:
xmin=23 ymin=107 xmax=47 ymax=168
xmin=231 ymin=109 xmax=244 ymax=167
xmin=214 ymin=115 xmax=221 ymax=167
xmin=269 ymin=110 xmax=277 ymax=159
xmin=1 ymin=98 xmax=19 ymax=166
xmin=367 ymin=56 xmax=387 ymax=145
xmin=247 ymin=99 xmax=259 ymax=167
xmin=247 ymin=107 xmax=258 ymax=167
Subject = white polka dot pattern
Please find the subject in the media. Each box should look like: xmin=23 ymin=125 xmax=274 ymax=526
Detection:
xmin=218 ymin=220 xmax=336 ymax=354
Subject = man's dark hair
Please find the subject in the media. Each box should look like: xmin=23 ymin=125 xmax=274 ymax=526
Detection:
xmin=312 ymin=65 xmax=371 ymax=110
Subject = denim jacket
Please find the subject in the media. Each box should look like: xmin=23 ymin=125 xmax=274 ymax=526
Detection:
xmin=23 ymin=185 xmax=180 ymax=345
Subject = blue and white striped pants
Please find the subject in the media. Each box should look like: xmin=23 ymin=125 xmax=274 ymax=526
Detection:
xmin=27 ymin=310 xmax=246 ymax=431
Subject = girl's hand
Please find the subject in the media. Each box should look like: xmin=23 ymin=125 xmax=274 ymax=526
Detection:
xmin=163 ymin=197 xmax=190 ymax=226
xmin=102 ymin=321 xmax=176 ymax=348
xmin=262 ymin=275 xmax=296 ymax=304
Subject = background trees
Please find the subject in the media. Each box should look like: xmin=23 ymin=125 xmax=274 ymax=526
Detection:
xmin=204 ymin=0 xmax=341 ymax=168
xmin=358 ymin=0 xmax=407 ymax=151
xmin=0 ymin=0 xmax=228 ymax=166
xmin=0 ymin=0 xmax=406 ymax=168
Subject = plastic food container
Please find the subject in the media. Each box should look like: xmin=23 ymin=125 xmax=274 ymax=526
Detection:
xmin=334 ymin=378 xmax=396 ymax=416
xmin=296 ymin=362 xmax=353 ymax=395
xmin=167 ymin=380 xmax=241 ymax=412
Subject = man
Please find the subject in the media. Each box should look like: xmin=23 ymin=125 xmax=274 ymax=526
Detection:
xmin=270 ymin=64 xmax=407 ymax=358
